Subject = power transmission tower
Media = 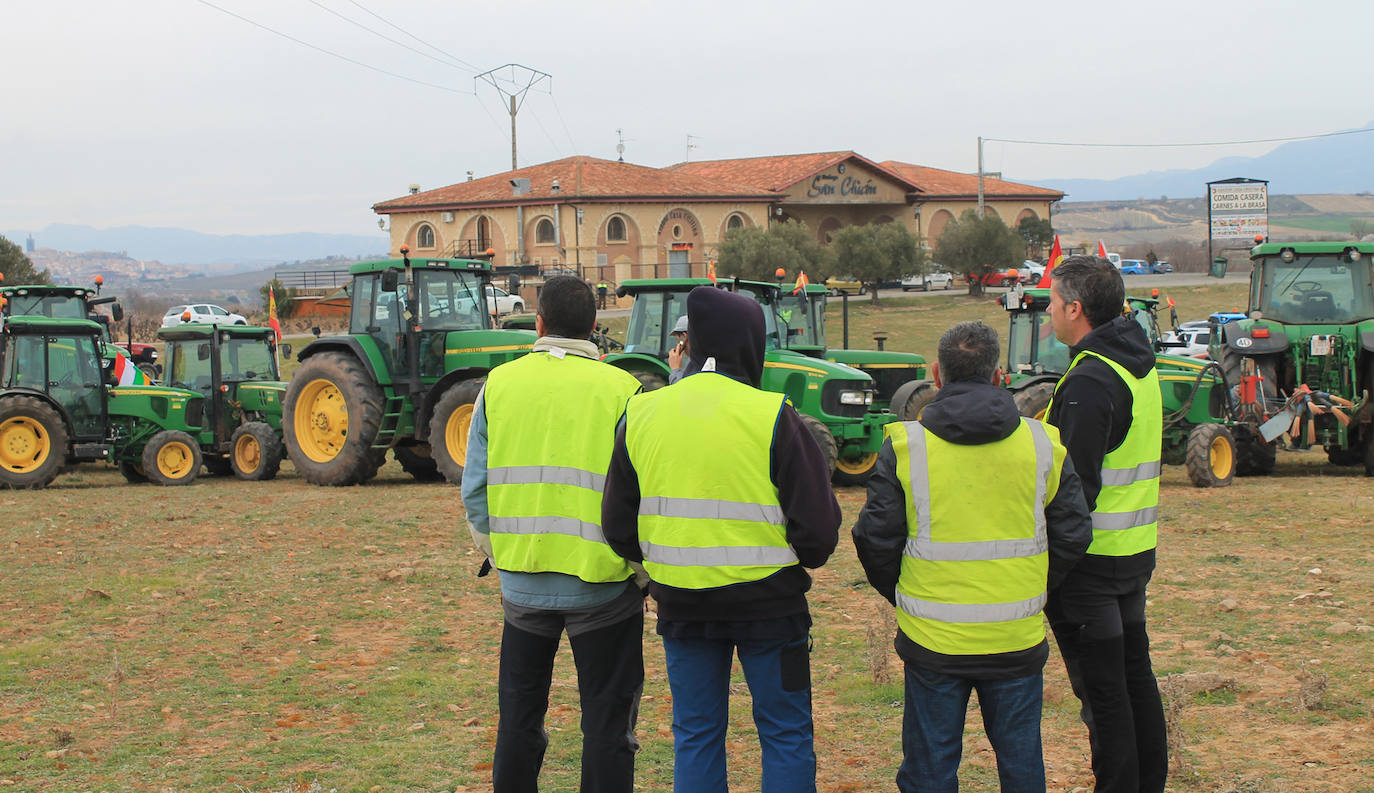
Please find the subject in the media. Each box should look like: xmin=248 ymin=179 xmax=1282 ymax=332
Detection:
xmin=474 ymin=64 xmax=552 ymax=170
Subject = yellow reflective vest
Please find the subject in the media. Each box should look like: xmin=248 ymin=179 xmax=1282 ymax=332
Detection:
xmin=485 ymin=349 xmax=641 ymax=582
xmin=625 ymin=373 xmax=796 ymax=590
xmin=890 ymin=418 xmax=1066 ymax=656
xmin=1049 ymin=350 xmax=1161 ymax=556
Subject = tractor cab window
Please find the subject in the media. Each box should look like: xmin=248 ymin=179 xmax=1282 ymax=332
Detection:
xmin=1008 ymin=310 xmax=1071 ymax=376
xmin=735 ymin=286 xmax=784 ymax=349
xmin=48 ymin=335 xmax=104 ymax=437
xmin=625 ymin=291 xmax=689 ymax=357
xmin=7 ymin=295 xmax=85 ymax=319
xmin=222 ymin=336 xmax=276 ymax=382
xmin=3 ymin=334 xmax=49 ymax=390
xmin=775 ymin=292 xmax=820 ymax=347
xmin=1259 ymin=256 xmax=1374 ymax=324
xmin=166 ymin=339 xmax=215 ymax=393
xmin=417 ymin=270 xmax=486 ymax=331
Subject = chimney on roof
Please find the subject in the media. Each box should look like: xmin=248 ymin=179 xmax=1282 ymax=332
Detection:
xmin=466 ymin=171 xmax=474 ymax=182
xmin=510 ymin=177 xmax=531 ymax=197
xmin=551 ymin=179 xmax=560 ymax=193
xmin=408 ymin=184 xmax=421 ymax=195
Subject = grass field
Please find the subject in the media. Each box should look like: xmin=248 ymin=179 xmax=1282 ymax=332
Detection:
xmin=5 ymin=282 xmax=1374 ymax=793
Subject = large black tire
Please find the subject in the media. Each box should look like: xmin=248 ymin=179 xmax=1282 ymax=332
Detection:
xmin=394 ymin=444 xmax=443 ymax=482
xmin=891 ymin=380 xmax=938 ymax=422
xmin=797 ymin=413 xmax=838 ymax=478
xmin=142 ymin=430 xmax=202 ymax=486
xmin=1012 ymin=381 xmax=1058 ymax=420
xmin=118 ymin=462 xmax=148 ymax=484
xmin=635 ymin=371 xmax=667 ymax=392
xmin=1327 ymin=444 xmax=1364 ymax=466
xmin=429 ymin=379 xmax=484 ymax=486
xmin=0 ymin=396 xmax=69 ymax=490
xmin=230 ymin=422 xmax=283 ymax=481
xmin=283 ymin=352 xmax=386 ymax=486
xmin=1216 ymin=344 xmax=1277 ymax=476
xmin=1185 ymin=423 xmax=1236 ymax=488
xmin=137 ymin=362 xmax=160 ymax=383
xmin=833 ymin=447 xmax=878 ymax=487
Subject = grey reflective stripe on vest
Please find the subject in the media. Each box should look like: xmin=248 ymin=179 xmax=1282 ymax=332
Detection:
xmin=895 ymin=591 xmax=1048 ymax=624
xmin=638 ymin=496 xmax=786 ymax=526
xmin=639 ymin=541 xmax=798 ymax=568
xmin=490 ymin=515 xmax=609 ymax=544
xmin=900 ymin=420 xmax=1053 ymax=562
xmin=1099 ymin=459 xmax=1162 ymax=487
xmin=1090 ymin=506 xmax=1159 ymax=532
xmin=489 ymin=464 xmax=606 ymax=492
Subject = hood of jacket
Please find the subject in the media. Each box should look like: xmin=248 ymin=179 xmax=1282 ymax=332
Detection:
xmin=685 ymin=286 xmax=765 ymax=387
xmin=1071 ymin=315 xmax=1156 ymax=378
xmin=919 ymin=380 xmax=1023 ymax=445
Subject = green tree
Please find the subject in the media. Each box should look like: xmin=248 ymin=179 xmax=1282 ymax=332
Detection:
xmin=259 ymin=279 xmax=299 ymax=319
xmin=1016 ymin=216 xmax=1054 ymax=259
xmin=830 ymin=223 xmax=924 ymax=304
xmin=716 ymin=220 xmax=832 ymax=283
xmin=934 ymin=210 xmax=1024 ymax=296
xmin=0 ymin=235 xmax=51 ymax=285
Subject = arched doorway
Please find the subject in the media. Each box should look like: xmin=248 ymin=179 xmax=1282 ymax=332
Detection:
xmin=927 ymin=209 xmax=955 ymax=244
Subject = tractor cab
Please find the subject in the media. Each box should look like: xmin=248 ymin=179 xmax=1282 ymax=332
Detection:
xmin=1002 ymin=288 xmax=1072 ymax=378
xmin=1249 ymin=243 xmax=1374 ymax=326
xmin=1 ymin=317 xmax=110 ymax=444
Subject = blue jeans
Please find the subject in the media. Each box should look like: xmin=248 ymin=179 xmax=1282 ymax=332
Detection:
xmin=898 ymin=663 xmax=1045 ymax=793
xmin=662 ymin=634 xmax=815 ymax=793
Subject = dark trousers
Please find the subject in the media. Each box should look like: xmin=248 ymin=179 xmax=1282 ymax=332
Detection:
xmin=493 ymin=611 xmax=644 ymax=793
xmin=1046 ymin=570 xmax=1168 ymax=793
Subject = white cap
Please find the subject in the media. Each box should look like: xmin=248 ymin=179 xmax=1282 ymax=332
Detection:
xmin=671 ymin=315 xmax=689 ymax=334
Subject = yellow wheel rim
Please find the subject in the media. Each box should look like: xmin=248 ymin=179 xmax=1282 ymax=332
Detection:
xmin=234 ymin=433 xmax=262 ymax=472
xmin=0 ymin=416 xmax=50 ymax=473
xmin=835 ymin=451 xmax=878 ymax=475
xmin=156 ymin=440 xmax=195 ymax=479
xmin=294 ymin=378 xmax=348 ymax=463
xmin=445 ymin=403 xmax=474 ymax=467
xmin=1209 ymin=434 xmax=1233 ymax=478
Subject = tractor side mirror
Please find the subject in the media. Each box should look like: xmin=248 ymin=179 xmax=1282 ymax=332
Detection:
xmin=380 ymin=270 xmax=400 ymax=292
xmin=279 ymin=343 xmax=293 ymax=358
xmin=111 ymin=303 xmax=124 ymax=322
xmin=197 ymin=343 xmax=211 ymax=361
xmin=311 ymin=326 xmax=321 ymax=338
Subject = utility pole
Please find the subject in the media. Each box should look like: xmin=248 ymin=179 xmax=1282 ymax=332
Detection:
xmin=475 ymin=64 xmax=552 ymax=170
xmin=977 ymin=136 xmax=985 ymax=219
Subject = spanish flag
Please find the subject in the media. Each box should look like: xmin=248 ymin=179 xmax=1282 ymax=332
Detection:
xmin=707 ymin=260 xmax=717 ymax=284
xmin=792 ymin=270 xmax=810 ymax=295
xmin=268 ymin=286 xmax=282 ymax=341
xmin=1037 ymin=235 xmax=1063 ymax=288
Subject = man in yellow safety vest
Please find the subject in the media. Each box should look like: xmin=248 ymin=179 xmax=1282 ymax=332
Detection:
xmin=1045 ymin=255 xmax=1168 ymax=793
xmin=461 ymin=275 xmax=645 ymax=793
xmin=853 ymin=320 xmax=1092 ymax=792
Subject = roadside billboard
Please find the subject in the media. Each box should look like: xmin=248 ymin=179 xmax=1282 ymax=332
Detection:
xmin=1206 ymin=177 xmax=1269 ymax=277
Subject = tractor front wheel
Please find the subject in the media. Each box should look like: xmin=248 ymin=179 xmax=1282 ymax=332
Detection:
xmin=797 ymin=414 xmax=838 ymax=478
xmin=0 ymin=396 xmax=68 ymax=489
xmin=118 ymin=462 xmax=148 ymax=484
xmin=142 ymin=430 xmax=202 ymax=486
xmin=394 ymin=444 xmax=443 ymax=482
xmin=283 ymin=352 xmax=385 ymax=486
xmin=1185 ymin=423 xmax=1236 ymax=488
xmin=429 ymin=379 xmax=484 ymax=486
xmin=833 ymin=449 xmax=878 ymax=487
xmin=231 ymin=422 xmax=283 ymax=481
xmin=1013 ymin=382 xmax=1057 ymax=420
xmin=891 ymin=380 xmax=938 ymax=422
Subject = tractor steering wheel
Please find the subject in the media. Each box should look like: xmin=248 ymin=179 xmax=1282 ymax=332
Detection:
xmin=1291 ymin=280 xmax=1323 ymax=293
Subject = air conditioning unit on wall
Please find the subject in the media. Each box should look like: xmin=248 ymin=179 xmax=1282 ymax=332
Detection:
xmin=440 ymin=211 xmax=455 ymax=223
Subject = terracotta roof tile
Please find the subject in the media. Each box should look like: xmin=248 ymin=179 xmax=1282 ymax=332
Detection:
xmin=669 ymin=151 xmax=919 ymax=193
xmin=880 ymin=161 xmax=1063 ymax=199
xmin=374 ymin=155 xmax=777 ymax=212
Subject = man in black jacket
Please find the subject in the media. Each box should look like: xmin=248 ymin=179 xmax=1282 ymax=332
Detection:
xmin=1044 ymin=255 xmax=1169 ymax=793
xmin=853 ymin=320 xmax=1092 ymax=793
xmin=602 ymin=286 xmax=840 ymax=793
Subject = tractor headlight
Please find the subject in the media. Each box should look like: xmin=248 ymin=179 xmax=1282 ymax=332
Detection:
xmin=149 ymin=350 xmax=158 ymax=359
xmin=839 ymin=390 xmax=869 ymax=406
xmin=1280 ymin=248 xmax=1296 ymax=263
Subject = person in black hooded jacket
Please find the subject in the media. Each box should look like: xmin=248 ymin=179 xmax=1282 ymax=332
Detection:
xmin=602 ymin=285 xmax=840 ymax=793
xmin=1044 ymin=255 xmax=1169 ymax=793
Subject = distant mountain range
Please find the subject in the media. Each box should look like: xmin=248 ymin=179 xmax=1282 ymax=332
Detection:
xmin=1027 ymin=122 xmax=1374 ymax=202
xmin=3 ymin=223 xmax=385 ymax=268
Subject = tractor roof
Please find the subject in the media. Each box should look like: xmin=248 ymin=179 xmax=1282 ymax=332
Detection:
xmin=619 ymin=277 xmax=783 ymax=296
xmin=0 ymin=284 xmax=97 ymax=299
xmin=157 ymin=323 xmax=276 ymax=341
xmin=1251 ymin=241 xmax=1374 ymax=257
xmin=1 ymin=316 xmax=104 ymax=335
xmin=349 ymin=257 xmax=493 ymax=275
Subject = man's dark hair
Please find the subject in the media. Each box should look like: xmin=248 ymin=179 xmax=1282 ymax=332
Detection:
xmin=537 ymin=275 xmax=596 ymax=338
xmin=937 ymin=321 xmax=1000 ymax=384
xmin=1052 ymin=255 xmax=1124 ymax=328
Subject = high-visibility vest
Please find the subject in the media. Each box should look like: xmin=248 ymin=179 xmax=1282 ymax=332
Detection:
xmin=1048 ymin=350 xmax=1161 ymax=556
xmin=625 ymin=372 xmax=795 ymax=590
xmin=485 ymin=350 xmax=641 ymax=582
xmin=889 ymin=418 xmax=1064 ymax=656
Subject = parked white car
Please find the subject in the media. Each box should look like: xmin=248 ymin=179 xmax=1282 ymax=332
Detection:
xmin=1161 ymin=321 xmax=1211 ymax=358
xmin=900 ymin=270 xmax=955 ymax=291
xmin=457 ymin=285 xmax=525 ymax=315
xmin=1018 ymin=260 xmax=1045 ymax=283
xmin=161 ymin=303 xmax=248 ymax=327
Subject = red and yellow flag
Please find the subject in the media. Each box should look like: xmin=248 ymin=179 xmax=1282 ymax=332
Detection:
xmin=707 ymin=260 xmax=717 ymax=284
xmin=1037 ymin=235 xmax=1064 ymax=288
xmin=268 ymin=287 xmax=282 ymax=341
xmin=792 ymin=270 xmax=810 ymax=295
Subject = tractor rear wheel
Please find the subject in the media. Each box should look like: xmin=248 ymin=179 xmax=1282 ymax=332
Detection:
xmin=283 ymin=352 xmax=385 ymax=486
xmin=1185 ymin=423 xmax=1236 ymax=488
xmin=231 ymin=422 xmax=283 ymax=481
xmin=833 ymin=449 xmax=878 ymax=487
xmin=0 ymin=396 xmax=68 ymax=489
xmin=429 ymin=379 xmax=484 ymax=486
xmin=394 ymin=444 xmax=443 ymax=482
xmin=1013 ymin=381 xmax=1058 ymax=420
xmin=142 ymin=430 xmax=202 ymax=486
xmin=1217 ymin=345 xmax=1277 ymax=475
xmin=798 ymin=413 xmax=838 ymax=478
xmin=891 ymin=380 xmax=938 ymax=422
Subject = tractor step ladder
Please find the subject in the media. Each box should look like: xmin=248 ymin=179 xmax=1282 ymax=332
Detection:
xmin=373 ymin=395 xmax=407 ymax=448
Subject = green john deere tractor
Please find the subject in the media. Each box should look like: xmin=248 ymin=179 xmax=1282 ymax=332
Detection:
xmin=607 ymin=278 xmax=897 ymax=486
xmin=0 ymin=280 xmax=160 ymax=381
xmin=158 ymin=322 xmax=290 ymax=480
xmin=282 ymin=252 xmax=535 ymax=486
xmin=993 ymin=285 xmax=1238 ymax=487
xmin=0 ymin=317 xmax=207 ymax=488
xmin=1209 ymin=241 xmax=1374 ymax=476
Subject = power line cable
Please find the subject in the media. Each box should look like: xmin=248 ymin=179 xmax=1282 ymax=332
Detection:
xmin=984 ymin=126 xmax=1374 ymax=149
xmin=473 ymin=90 xmax=514 ymax=147
xmin=549 ymin=92 xmax=579 ymax=152
xmin=195 ymin=0 xmax=470 ymax=94
xmin=302 ymin=0 xmax=471 ymax=74
xmin=341 ymin=0 xmax=482 ymax=73
xmin=528 ymin=107 xmax=563 ymax=157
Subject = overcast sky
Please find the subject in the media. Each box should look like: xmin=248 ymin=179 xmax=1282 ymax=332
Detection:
xmin=4 ymin=0 xmax=1370 ymax=235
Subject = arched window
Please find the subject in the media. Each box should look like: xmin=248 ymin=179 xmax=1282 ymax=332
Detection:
xmin=535 ymin=218 xmax=556 ymax=245
xmin=607 ymin=215 xmax=627 ymax=242
xmin=726 ymin=214 xmax=745 ymax=231
xmin=818 ymin=217 xmax=842 ymax=244
xmin=476 ymin=216 xmax=491 ymax=250
xmin=417 ymin=223 xmax=435 ymax=248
